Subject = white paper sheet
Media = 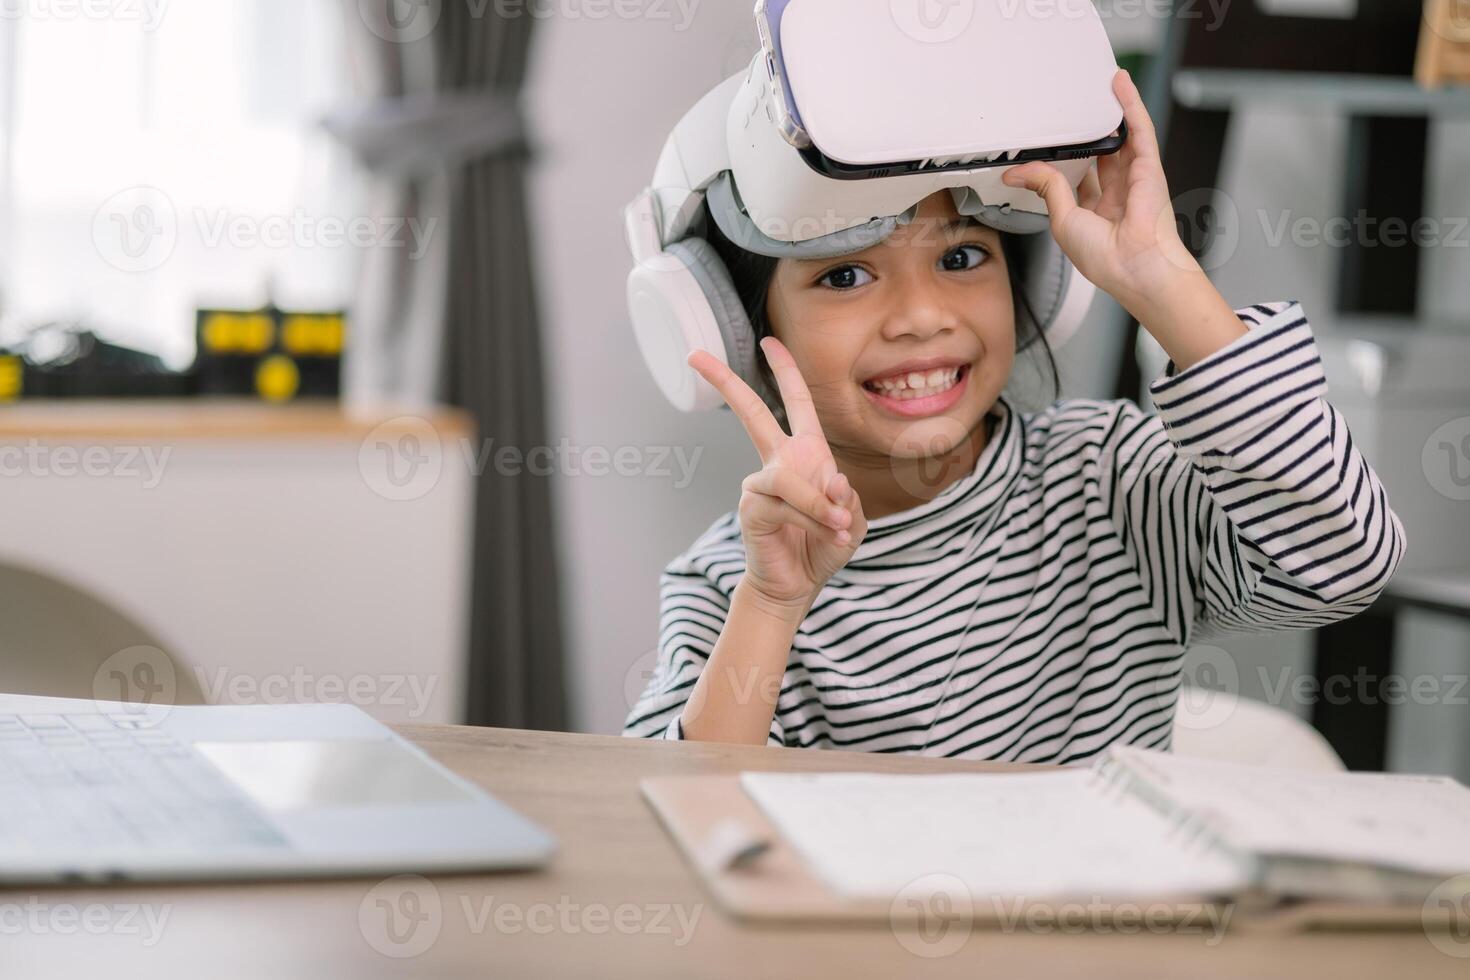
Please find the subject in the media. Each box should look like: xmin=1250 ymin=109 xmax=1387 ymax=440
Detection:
xmin=740 ymin=768 xmax=1249 ymax=900
xmin=1108 ymin=747 xmax=1470 ymax=878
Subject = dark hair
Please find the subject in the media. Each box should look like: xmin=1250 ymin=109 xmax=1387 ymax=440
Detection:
xmin=702 ymin=205 xmax=1061 ymax=410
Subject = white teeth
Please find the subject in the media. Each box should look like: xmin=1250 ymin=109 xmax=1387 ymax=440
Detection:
xmin=868 ymin=367 xmax=961 ymax=400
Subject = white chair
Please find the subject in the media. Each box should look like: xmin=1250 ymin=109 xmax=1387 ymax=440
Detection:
xmin=1171 ymin=687 xmax=1346 ymax=771
xmin=0 ymin=560 xmax=204 ymax=705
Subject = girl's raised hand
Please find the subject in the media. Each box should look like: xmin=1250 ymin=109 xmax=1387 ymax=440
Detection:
xmin=688 ymin=337 xmax=867 ymax=614
xmin=1000 ymin=69 xmax=1202 ymax=314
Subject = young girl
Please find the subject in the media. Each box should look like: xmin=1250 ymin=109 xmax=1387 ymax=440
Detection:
xmin=624 ymin=70 xmax=1406 ymax=762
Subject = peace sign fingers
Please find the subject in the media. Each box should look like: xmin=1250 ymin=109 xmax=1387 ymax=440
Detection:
xmin=758 ymin=336 xmax=826 ymax=442
xmin=687 ymin=348 xmax=785 ymax=462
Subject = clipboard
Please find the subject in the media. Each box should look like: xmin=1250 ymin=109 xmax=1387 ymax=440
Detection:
xmin=641 ymin=775 xmax=1446 ymax=932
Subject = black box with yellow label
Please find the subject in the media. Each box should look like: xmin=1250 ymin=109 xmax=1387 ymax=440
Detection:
xmin=195 ymin=307 xmax=346 ymax=402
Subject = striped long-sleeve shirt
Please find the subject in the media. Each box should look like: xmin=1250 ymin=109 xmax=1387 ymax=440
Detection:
xmin=623 ymin=301 xmax=1407 ymax=762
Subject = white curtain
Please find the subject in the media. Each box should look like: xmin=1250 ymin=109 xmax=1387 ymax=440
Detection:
xmin=332 ymin=3 xmax=449 ymax=405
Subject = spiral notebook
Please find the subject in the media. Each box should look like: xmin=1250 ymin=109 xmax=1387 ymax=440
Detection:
xmin=736 ymin=746 xmax=1470 ymax=907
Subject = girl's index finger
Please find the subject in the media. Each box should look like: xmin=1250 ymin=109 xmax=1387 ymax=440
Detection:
xmin=759 ymin=337 xmax=825 ymax=441
xmin=687 ymin=348 xmax=784 ymax=460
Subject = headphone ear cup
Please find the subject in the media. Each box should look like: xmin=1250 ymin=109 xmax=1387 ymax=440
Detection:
xmin=664 ymin=238 xmax=777 ymax=410
xmin=627 ymin=246 xmax=727 ymax=412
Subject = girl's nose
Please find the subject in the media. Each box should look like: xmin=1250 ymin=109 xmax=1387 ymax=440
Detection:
xmin=878 ymin=278 xmax=962 ymax=343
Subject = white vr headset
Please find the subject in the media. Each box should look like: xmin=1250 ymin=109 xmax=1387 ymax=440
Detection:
xmin=624 ymin=0 xmax=1126 ymax=412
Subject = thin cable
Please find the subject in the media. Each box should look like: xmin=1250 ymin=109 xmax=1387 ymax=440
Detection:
xmin=916 ymin=412 xmax=1048 ymax=756
xmin=915 ymin=501 xmax=1009 ymax=755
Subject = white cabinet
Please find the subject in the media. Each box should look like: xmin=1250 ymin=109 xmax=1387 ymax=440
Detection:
xmin=0 ymin=402 xmax=474 ymax=725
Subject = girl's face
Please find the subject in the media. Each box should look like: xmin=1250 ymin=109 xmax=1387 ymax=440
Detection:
xmin=766 ymin=191 xmax=1016 ymax=462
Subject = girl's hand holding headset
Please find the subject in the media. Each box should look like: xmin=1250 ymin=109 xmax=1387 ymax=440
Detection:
xmin=1001 ymin=69 xmax=1249 ymax=372
xmin=688 ymin=337 xmax=867 ymax=617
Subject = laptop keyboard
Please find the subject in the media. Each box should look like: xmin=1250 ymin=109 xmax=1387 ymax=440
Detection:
xmin=0 ymin=712 xmax=289 ymax=851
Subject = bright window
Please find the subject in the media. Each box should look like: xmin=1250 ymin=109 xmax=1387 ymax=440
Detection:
xmin=0 ymin=1 xmax=360 ymax=369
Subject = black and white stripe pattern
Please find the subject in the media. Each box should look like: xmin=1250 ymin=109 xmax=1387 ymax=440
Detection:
xmin=624 ymin=302 xmax=1406 ymax=762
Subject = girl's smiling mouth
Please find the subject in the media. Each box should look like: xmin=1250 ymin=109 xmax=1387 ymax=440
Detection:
xmin=860 ymin=359 xmax=972 ymax=418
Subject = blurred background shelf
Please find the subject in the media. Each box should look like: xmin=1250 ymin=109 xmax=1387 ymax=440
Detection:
xmin=0 ymin=400 xmax=473 ymax=441
xmin=1173 ymin=69 xmax=1470 ymax=115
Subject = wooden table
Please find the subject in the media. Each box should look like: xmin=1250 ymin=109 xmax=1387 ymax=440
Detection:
xmin=0 ymin=399 xmax=474 ymax=441
xmin=2 ymin=728 xmax=1463 ymax=979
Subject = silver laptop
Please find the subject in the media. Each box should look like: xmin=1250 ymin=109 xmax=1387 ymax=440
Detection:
xmin=0 ymin=693 xmax=555 ymax=884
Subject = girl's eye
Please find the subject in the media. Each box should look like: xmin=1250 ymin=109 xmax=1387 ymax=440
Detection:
xmin=941 ymin=244 xmax=989 ymax=272
xmin=819 ymin=265 xmax=874 ymax=290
